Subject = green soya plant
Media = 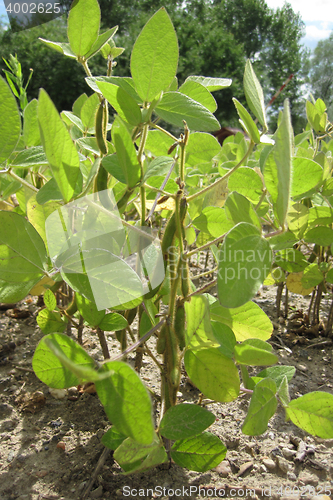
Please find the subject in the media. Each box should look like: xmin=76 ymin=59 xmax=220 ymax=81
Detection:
xmin=1 ymin=0 xmax=333 ymax=474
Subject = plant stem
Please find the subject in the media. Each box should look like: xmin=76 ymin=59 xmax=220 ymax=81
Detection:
xmin=148 ymin=121 xmax=178 ymax=142
xmin=97 ymin=327 xmax=110 ymax=359
xmin=6 ymin=169 xmax=38 ymax=192
xmin=185 ymin=232 xmax=226 ymax=259
xmin=187 ymin=140 xmax=254 ymax=203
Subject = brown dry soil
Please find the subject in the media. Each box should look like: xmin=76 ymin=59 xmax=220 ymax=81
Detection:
xmin=1 ymin=286 xmax=333 ymax=500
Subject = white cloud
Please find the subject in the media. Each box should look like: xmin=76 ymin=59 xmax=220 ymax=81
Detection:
xmin=265 ymin=0 xmax=333 ymax=22
xmin=305 ymin=24 xmax=332 ymax=40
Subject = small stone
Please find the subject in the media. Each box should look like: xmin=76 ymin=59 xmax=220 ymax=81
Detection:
xmin=35 ymin=470 xmax=48 ymax=478
xmin=56 ymin=441 xmax=66 ymax=451
xmin=259 ymin=464 xmax=267 ymax=473
xmin=78 ymin=482 xmax=87 ymax=492
xmin=262 ymin=458 xmax=276 ymax=470
xmin=268 ymin=431 xmax=275 ymax=440
xmin=49 ymin=388 xmax=67 ymax=399
xmin=311 ymin=496 xmax=331 ymax=500
xmin=237 ymin=461 xmax=253 ymax=477
xmin=298 ymin=472 xmax=318 ymax=486
xmin=214 ymin=462 xmax=231 ymax=477
xmin=287 ymin=472 xmax=297 ymax=481
xmin=296 ymin=363 xmax=308 ymax=372
xmin=67 ymin=387 xmax=78 ymax=396
xmin=7 ymin=450 xmax=15 ymax=462
xmin=282 ymin=447 xmax=296 ymax=459
xmin=276 ymin=456 xmax=290 ymax=473
xmin=90 ymin=485 xmax=103 ymax=498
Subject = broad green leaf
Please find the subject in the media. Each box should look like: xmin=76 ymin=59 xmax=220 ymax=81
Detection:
xmin=185 ymin=76 xmax=232 ymax=91
xmin=39 ymin=38 xmax=76 ymax=58
xmin=86 ymin=76 xmax=142 ymax=103
xmin=0 ymin=76 xmax=21 ymax=163
xmin=95 ymin=361 xmax=155 ymax=445
xmin=38 ymin=90 xmax=80 ymax=202
xmin=210 ymin=301 xmax=273 ymax=341
xmin=186 ymin=133 xmax=221 ymax=167
xmin=0 ymin=278 xmax=40 ymax=303
xmin=256 ymin=365 xmax=296 ymax=386
xmin=61 ymin=111 xmax=85 ymax=132
xmin=217 ymin=222 xmax=272 ymax=308
xmin=242 ymin=378 xmax=277 ymax=435
xmin=80 ymin=93 xmax=100 ymax=131
xmin=185 ymin=296 xmax=217 ymax=349
xmin=234 ymin=339 xmax=278 ymax=366
xmin=101 ymin=154 xmax=126 ymax=184
xmin=102 ymin=427 xmax=126 ymax=450
xmin=274 ymin=100 xmax=293 ymax=227
xmin=211 ymin=321 xmax=236 ymax=358
xmin=268 ymin=231 xmax=298 ymax=251
xmin=23 ymin=99 xmax=41 ymax=147
xmin=306 ymin=101 xmax=327 ymax=134
xmin=304 ymin=226 xmax=333 ymax=247
xmin=155 ymin=92 xmax=220 ymax=131
xmin=114 ymin=435 xmax=167 ymax=474
xmin=184 ymin=348 xmax=239 ymax=402
xmin=37 ymin=309 xmax=67 ymax=335
xmin=97 ymin=82 xmax=141 ymax=126
xmin=27 ymin=196 xmax=61 ymax=250
xmin=243 ymin=60 xmax=267 ymax=129
xmin=43 ymin=289 xmax=57 ymax=311
xmin=193 ymin=207 xmax=233 ymax=238
xmin=171 ymin=432 xmax=227 ymax=472
xmin=144 ymin=156 xmax=174 ymax=181
xmin=36 ymin=178 xmax=63 ymax=205
xmin=308 ymin=206 xmax=333 ymax=227
xmin=85 ymin=26 xmax=118 ymax=60
xmin=301 ymin=263 xmax=324 ymax=288
xmin=67 ymin=0 xmax=100 ymax=57
xmin=73 ymin=93 xmax=88 ymax=117
xmin=160 ymin=404 xmax=215 ymax=440
xmin=77 ymin=137 xmax=100 ymax=156
xmin=130 ymin=8 xmax=178 ymax=102
xmin=276 ymin=249 xmax=309 ymax=273
xmin=32 ymin=333 xmax=97 ymax=388
xmin=179 ymin=81 xmax=217 ymax=112
xmin=224 ymin=192 xmax=261 ymax=229
xmin=10 ymin=147 xmax=48 ymax=168
xmin=0 ymin=212 xmax=47 ymax=283
xmin=99 ymin=312 xmax=128 ymax=331
xmin=326 ymin=268 xmax=333 ymax=284
xmin=232 ymin=98 xmax=260 ymax=143
xmin=145 ymin=130 xmax=175 ymax=156
xmin=286 ymin=392 xmax=333 ymax=439
xmin=228 ymin=167 xmax=263 ymax=203
xmin=287 ymin=203 xmax=309 ymax=239
xmin=76 ymin=293 xmax=105 ymax=326
xmin=111 ymin=116 xmax=141 ymax=188
xmin=291 ymin=157 xmax=322 ymax=198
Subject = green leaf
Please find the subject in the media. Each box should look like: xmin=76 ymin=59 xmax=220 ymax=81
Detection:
xmin=98 ymin=312 xmax=128 ymax=331
xmin=227 ymin=167 xmax=263 ymax=203
xmin=274 ymin=99 xmax=293 ymax=227
xmin=102 ymin=427 xmax=126 ymax=450
xmin=0 ymin=76 xmax=21 ymax=163
xmin=36 ymin=178 xmax=63 ymax=205
xmin=301 ymin=263 xmax=324 ymax=288
xmin=304 ymin=226 xmax=333 ymax=247
xmin=145 ymin=130 xmax=174 ymax=156
xmin=286 ymin=392 xmax=333 ymax=439
xmin=211 ymin=322 xmax=236 ymax=358
xmin=193 ymin=207 xmax=233 ymax=238
xmin=234 ymin=339 xmax=278 ymax=366
xmin=77 ymin=137 xmax=100 ymax=156
xmin=277 ymin=376 xmax=290 ymax=407
xmin=95 ymin=361 xmax=155 ymax=445
xmin=38 ymin=90 xmax=80 ymax=202
xmin=10 ymin=147 xmax=48 ymax=168
xmin=268 ymin=231 xmax=298 ymax=251
xmin=38 ymin=38 xmax=76 ymax=58
xmin=184 ymin=348 xmax=239 ymax=402
xmin=67 ymin=0 xmax=100 ymax=57
xmin=61 ymin=111 xmax=85 ymax=132
xmin=308 ymin=206 xmax=333 ymax=227
xmin=32 ymin=333 xmax=97 ymax=388
xmin=185 ymin=76 xmax=232 ymax=91
xmin=86 ymin=76 xmax=142 ymax=104
xmin=130 ymin=8 xmax=178 ymax=102
xmin=37 ymin=309 xmax=67 ymax=335
xmin=80 ymin=93 xmax=100 ymax=131
xmin=210 ymin=301 xmax=273 ymax=341
xmin=0 ymin=212 xmax=47 ymax=283
xmin=144 ymin=156 xmax=174 ymax=181
xmin=23 ymin=99 xmax=41 ymax=147
xmin=326 ymin=268 xmax=333 ymax=284
xmin=171 ymin=432 xmax=227 ymax=472
xmin=97 ymin=81 xmax=141 ymax=126
xmin=243 ymin=60 xmax=267 ymax=129
xmin=155 ymin=92 xmax=220 ymax=131
xmin=101 ymin=154 xmax=126 ymax=184
xmin=179 ymin=81 xmax=217 ymax=112
xmin=185 ymin=296 xmax=217 ymax=349
xmin=73 ymin=93 xmax=88 ymax=117
xmin=186 ymin=132 xmax=221 ymax=167
xmin=256 ymin=365 xmax=296 ymax=386
xmin=276 ymin=249 xmax=310 ymax=273
xmin=76 ymin=293 xmax=105 ymax=326
xmin=0 ymin=278 xmax=41 ymax=303
xmin=159 ymin=404 xmax=215 ymax=440
xmin=85 ymin=26 xmax=118 ymax=60
xmin=242 ymin=378 xmax=277 ymax=435
xmin=291 ymin=158 xmax=322 ymax=198
xmin=217 ymin=222 xmax=272 ymax=308
xmin=111 ymin=116 xmax=141 ymax=188
xmin=43 ymin=289 xmax=57 ymax=311
xmin=232 ymin=98 xmax=260 ymax=143
xmin=224 ymin=192 xmax=261 ymax=229
xmin=114 ymin=435 xmax=167 ymax=474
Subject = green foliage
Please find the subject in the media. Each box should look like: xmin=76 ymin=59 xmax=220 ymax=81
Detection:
xmin=1 ymin=2 xmax=333 ymax=478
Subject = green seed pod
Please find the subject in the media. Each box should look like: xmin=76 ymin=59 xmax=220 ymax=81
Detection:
xmin=180 ymin=258 xmax=191 ymax=299
xmin=170 ymin=365 xmax=181 ymax=389
xmin=95 ymin=99 xmax=108 ymax=156
xmin=174 ymin=304 xmax=186 ymax=350
xmin=156 ymin=324 xmax=167 ymax=354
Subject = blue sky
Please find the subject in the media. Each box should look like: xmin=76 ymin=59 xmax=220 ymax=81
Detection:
xmin=1 ymin=0 xmax=332 ymax=51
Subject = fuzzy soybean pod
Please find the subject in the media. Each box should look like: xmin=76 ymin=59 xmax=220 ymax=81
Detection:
xmin=95 ymin=98 xmax=108 ymax=156
xmin=156 ymin=323 xmax=167 ymax=354
xmin=174 ymin=304 xmax=186 ymax=350
xmin=161 ymin=197 xmax=188 ymax=256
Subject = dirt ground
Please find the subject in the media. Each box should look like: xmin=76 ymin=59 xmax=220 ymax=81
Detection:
xmin=1 ymin=282 xmax=333 ymax=500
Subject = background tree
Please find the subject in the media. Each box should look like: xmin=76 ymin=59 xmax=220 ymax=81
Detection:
xmin=309 ymin=32 xmax=333 ymax=121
